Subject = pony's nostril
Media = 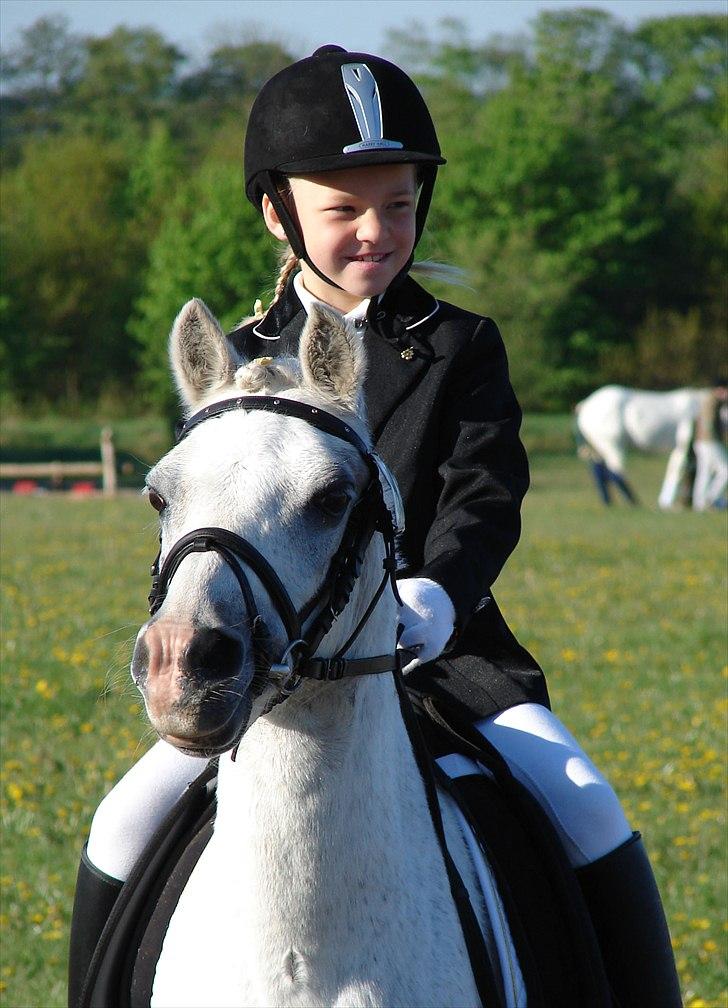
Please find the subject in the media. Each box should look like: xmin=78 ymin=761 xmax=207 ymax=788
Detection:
xmin=185 ymin=628 xmax=243 ymax=680
xmin=131 ymin=638 xmax=149 ymax=685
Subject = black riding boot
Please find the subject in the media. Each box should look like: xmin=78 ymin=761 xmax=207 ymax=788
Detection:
xmin=577 ymin=832 xmax=682 ymax=1008
xmin=68 ymin=844 xmax=124 ymax=1008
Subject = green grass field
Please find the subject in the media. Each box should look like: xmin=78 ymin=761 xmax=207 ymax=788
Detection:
xmin=1 ymin=451 xmax=726 ymax=1007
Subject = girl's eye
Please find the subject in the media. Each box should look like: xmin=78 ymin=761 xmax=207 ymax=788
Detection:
xmin=148 ymin=488 xmax=166 ymax=513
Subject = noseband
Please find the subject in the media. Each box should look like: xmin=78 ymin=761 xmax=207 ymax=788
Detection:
xmin=147 ymin=395 xmax=403 ymax=704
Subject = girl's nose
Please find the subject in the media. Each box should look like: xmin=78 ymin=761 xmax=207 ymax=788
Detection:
xmin=356 ymin=209 xmax=385 ymax=243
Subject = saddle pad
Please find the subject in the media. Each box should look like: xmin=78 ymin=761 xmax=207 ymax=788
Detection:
xmin=437 ymin=753 xmax=527 ymax=1008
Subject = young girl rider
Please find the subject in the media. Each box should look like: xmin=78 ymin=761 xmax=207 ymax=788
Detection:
xmin=70 ymin=46 xmax=680 ymax=1007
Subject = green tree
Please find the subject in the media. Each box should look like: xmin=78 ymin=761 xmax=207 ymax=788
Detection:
xmin=169 ymin=39 xmax=293 ymax=165
xmin=129 ymin=159 xmax=279 ymax=416
xmin=0 ymin=15 xmax=85 ymax=163
xmin=396 ymin=10 xmax=724 ymax=404
xmin=0 ymin=133 xmax=140 ymax=404
xmin=632 ymin=14 xmax=728 ymax=361
xmin=126 ymin=121 xmax=184 ymax=243
xmin=68 ymin=26 xmax=184 ymax=139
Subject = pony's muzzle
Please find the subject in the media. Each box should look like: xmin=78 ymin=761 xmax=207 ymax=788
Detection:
xmin=132 ymin=619 xmax=246 ymax=714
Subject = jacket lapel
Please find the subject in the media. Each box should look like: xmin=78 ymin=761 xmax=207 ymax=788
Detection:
xmin=232 ymin=274 xmax=442 ymax=440
xmin=363 ymin=277 xmax=442 ymax=439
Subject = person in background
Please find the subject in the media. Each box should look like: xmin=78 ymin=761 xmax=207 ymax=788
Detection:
xmin=692 ymin=378 xmax=728 ymax=510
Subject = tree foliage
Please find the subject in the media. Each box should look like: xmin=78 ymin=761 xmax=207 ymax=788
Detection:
xmin=1 ymin=10 xmax=725 ymax=411
xmin=406 ymin=9 xmax=725 ymax=406
xmin=129 ymin=160 xmax=279 ymax=416
xmin=0 ymin=132 xmax=140 ymax=404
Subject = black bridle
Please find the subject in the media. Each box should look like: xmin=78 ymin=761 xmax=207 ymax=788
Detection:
xmin=147 ymin=395 xmax=403 ymax=703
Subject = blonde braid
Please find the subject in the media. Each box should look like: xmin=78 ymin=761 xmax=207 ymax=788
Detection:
xmin=272 ymin=245 xmax=299 ymax=303
xmin=253 ymin=174 xmax=298 ymax=316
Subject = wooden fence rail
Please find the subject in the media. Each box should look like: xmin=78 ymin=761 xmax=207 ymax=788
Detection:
xmin=0 ymin=427 xmax=117 ymax=496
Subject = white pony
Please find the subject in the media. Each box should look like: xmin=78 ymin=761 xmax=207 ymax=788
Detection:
xmin=132 ymin=299 xmax=525 ymax=1007
xmin=574 ymin=384 xmax=709 ymax=507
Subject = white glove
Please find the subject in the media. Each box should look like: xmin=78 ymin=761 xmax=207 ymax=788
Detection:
xmin=397 ymin=577 xmax=456 ymax=674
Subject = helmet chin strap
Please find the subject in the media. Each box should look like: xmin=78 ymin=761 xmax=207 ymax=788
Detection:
xmin=259 ymin=167 xmax=436 ymax=299
xmin=260 ymin=170 xmax=346 ymax=292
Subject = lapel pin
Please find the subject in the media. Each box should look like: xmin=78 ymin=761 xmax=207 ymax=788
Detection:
xmin=400 ymin=347 xmax=415 ymax=361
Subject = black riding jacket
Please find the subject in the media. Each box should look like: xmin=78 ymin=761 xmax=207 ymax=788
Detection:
xmin=228 ymin=274 xmax=549 ymax=724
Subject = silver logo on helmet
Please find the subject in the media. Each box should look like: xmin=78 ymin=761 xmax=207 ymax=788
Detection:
xmin=341 ymin=63 xmax=403 ymax=154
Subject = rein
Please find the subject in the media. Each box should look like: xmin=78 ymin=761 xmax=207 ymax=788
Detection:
xmin=147 ymin=395 xmax=403 ymax=704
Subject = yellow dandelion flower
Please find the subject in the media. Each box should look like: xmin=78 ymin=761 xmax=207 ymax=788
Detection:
xmin=6 ymin=783 xmax=23 ymax=802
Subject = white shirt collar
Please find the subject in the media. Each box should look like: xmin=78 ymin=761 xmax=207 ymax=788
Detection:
xmin=293 ymin=271 xmax=370 ymax=326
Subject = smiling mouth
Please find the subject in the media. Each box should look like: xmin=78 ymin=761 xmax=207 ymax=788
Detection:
xmin=348 ymin=253 xmax=390 ymax=263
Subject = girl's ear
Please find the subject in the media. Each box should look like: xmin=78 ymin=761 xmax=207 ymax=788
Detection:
xmin=262 ymin=194 xmax=288 ymax=242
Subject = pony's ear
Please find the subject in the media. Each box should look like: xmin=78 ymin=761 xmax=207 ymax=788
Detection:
xmin=170 ymin=299 xmax=241 ymax=411
xmin=299 ymin=304 xmax=366 ymax=411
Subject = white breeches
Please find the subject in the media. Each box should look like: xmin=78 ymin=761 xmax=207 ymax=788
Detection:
xmin=87 ymin=703 xmax=632 ymax=881
xmin=87 ymin=741 xmax=208 ymax=881
xmin=477 ymin=703 xmax=632 ymax=868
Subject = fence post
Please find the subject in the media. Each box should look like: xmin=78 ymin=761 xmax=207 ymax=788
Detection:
xmin=100 ymin=427 xmax=117 ymax=497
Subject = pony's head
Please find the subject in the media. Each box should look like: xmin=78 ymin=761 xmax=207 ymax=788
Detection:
xmin=131 ymin=298 xmax=398 ymax=756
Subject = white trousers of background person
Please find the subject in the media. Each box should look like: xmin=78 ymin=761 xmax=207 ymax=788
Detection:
xmin=693 ymin=440 xmax=728 ymax=511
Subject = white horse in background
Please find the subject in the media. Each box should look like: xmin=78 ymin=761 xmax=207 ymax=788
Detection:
xmin=132 ymin=298 xmax=525 ymax=1007
xmin=575 ymin=385 xmax=709 ymax=508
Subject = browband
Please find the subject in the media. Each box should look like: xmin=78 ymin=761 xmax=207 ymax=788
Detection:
xmin=176 ymin=394 xmax=405 ymax=534
xmin=178 ymin=395 xmax=371 ymax=459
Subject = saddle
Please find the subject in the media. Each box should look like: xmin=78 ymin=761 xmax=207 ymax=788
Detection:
xmin=74 ymin=695 xmax=612 ymax=1008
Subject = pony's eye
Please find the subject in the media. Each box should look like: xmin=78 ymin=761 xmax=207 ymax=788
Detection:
xmin=312 ymin=486 xmax=352 ymax=519
xmin=147 ymin=488 xmax=166 ymax=513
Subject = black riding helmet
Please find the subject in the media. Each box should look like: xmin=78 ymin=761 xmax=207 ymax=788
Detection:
xmin=244 ymin=45 xmax=445 ymax=292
